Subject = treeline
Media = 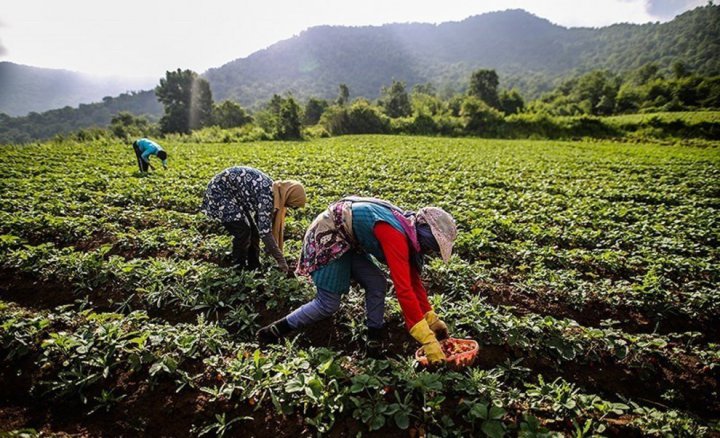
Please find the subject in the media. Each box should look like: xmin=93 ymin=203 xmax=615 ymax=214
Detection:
xmin=0 ymin=91 xmax=162 ymax=144
xmin=532 ymin=62 xmax=720 ymax=115
xmin=2 ymin=62 xmax=720 ymax=144
xmin=147 ymin=63 xmax=720 ymax=142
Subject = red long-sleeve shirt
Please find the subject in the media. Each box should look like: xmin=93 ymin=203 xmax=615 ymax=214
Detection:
xmin=373 ymin=222 xmax=433 ymax=330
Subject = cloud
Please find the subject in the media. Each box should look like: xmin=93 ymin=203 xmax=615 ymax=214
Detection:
xmin=645 ymin=0 xmax=706 ymax=19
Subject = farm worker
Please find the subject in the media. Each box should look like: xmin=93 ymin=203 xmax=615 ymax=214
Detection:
xmin=201 ymin=166 xmax=306 ymax=273
xmin=132 ymin=138 xmax=168 ymax=173
xmin=257 ymin=197 xmax=457 ymax=364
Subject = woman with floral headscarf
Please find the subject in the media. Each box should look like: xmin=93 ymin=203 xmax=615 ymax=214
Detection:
xmin=201 ymin=166 xmax=306 ymax=273
xmin=257 ymin=196 xmax=457 ymax=364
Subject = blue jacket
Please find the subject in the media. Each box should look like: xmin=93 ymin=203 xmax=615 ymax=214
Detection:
xmin=135 ymin=138 xmax=166 ymax=166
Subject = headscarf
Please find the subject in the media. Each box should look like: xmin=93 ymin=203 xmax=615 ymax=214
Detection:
xmin=416 ymin=207 xmax=457 ymax=262
xmin=272 ymin=180 xmax=306 ymax=251
xmin=417 ymin=223 xmax=440 ymax=253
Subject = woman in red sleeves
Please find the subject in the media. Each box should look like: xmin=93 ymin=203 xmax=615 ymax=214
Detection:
xmin=257 ymin=197 xmax=457 ymax=364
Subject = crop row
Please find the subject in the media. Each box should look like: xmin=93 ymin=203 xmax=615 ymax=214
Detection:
xmin=1 ymin=240 xmax=717 ymax=415
xmin=0 ymin=302 xmax=712 ymax=437
xmin=2 ymin=138 xmax=717 ymax=325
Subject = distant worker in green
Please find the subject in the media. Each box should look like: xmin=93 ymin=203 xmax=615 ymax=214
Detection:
xmin=132 ymin=138 xmax=168 ymax=173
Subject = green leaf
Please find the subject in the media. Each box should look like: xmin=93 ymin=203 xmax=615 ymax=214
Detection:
xmin=481 ymin=420 xmax=505 ymax=438
xmin=318 ymin=357 xmax=333 ymax=375
xmin=369 ymin=414 xmax=385 ymax=431
xmin=489 ymin=405 xmax=506 ymax=420
xmin=394 ymin=411 xmax=410 ymax=430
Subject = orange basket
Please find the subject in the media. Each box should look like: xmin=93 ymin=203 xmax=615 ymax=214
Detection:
xmin=415 ymin=337 xmax=479 ymax=369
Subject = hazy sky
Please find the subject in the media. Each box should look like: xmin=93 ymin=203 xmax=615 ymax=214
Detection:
xmin=0 ymin=0 xmax=707 ymax=79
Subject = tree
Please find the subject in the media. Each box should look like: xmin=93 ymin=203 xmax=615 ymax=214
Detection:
xmin=632 ymin=63 xmax=662 ymax=85
xmin=275 ymin=97 xmax=302 ymax=140
xmin=336 ymin=84 xmax=350 ymax=106
xmin=460 ymin=96 xmax=503 ymax=134
xmin=320 ymin=99 xmax=389 ymax=135
xmin=672 ymin=60 xmax=690 ymax=79
xmin=573 ymin=70 xmax=619 ymax=115
xmin=255 ymin=94 xmax=302 ymax=139
xmin=380 ymin=80 xmax=412 ymax=118
xmin=303 ymin=98 xmax=329 ymax=125
xmin=155 ymin=69 xmax=213 ymax=134
xmin=468 ymin=69 xmax=500 ymax=109
xmin=413 ymin=83 xmax=437 ymax=96
xmin=499 ymin=89 xmax=524 ymax=115
xmin=109 ymin=112 xmax=152 ymax=139
xmin=212 ymin=100 xmax=252 ymax=128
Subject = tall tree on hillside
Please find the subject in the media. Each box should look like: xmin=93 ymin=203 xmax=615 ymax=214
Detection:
xmin=573 ymin=70 xmax=619 ymax=115
xmin=155 ymin=69 xmax=213 ymax=134
xmin=337 ymin=84 xmax=350 ymax=106
xmin=672 ymin=61 xmax=690 ymax=79
xmin=468 ymin=69 xmax=500 ymax=109
xmin=380 ymin=80 xmax=412 ymax=118
xmin=631 ymin=63 xmax=662 ymax=85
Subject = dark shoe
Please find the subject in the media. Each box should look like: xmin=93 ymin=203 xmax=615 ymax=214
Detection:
xmin=257 ymin=318 xmax=292 ymax=344
xmin=366 ymin=326 xmax=386 ymax=359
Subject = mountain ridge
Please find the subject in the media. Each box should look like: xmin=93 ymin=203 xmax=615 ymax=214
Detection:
xmin=0 ymin=62 xmax=156 ymax=116
xmin=204 ymin=6 xmax=719 ymax=107
xmin=1 ymin=6 xmax=718 ymax=116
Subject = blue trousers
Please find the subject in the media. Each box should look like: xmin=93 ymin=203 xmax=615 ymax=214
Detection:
xmin=286 ymin=253 xmax=387 ymax=330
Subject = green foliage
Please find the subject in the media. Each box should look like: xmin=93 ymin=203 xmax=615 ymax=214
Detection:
xmin=109 ymin=111 xmax=154 ymax=140
xmin=380 ymin=80 xmax=412 ymax=118
xmin=204 ymin=6 xmax=720 ymax=109
xmin=336 ymin=84 xmax=350 ymax=106
xmin=320 ymin=100 xmax=390 ymax=135
xmin=499 ymin=89 xmax=524 ymax=115
xmin=4 ymin=62 xmax=720 ymax=144
xmin=254 ymin=94 xmax=303 ymax=140
xmin=0 ymin=91 xmax=161 ymax=144
xmin=0 ymin=135 xmax=718 ymax=436
xmin=533 ymin=70 xmax=620 ymax=116
xmin=303 ymin=97 xmax=329 ymax=125
xmin=460 ymin=96 xmax=504 ymax=134
xmin=276 ymin=97 xmax=303 ymax=140
xmin=468 ymin=69 xmax=501 ymax=109
xmin=212 ymin=100 xmax=252 ymax=129
xmin=155 ymin=69 xmax=214 ymax=134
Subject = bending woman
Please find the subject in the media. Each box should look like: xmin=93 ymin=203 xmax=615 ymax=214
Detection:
xmin=257 ymin=197 xmax=457 ymax=364
xmin=201 ymin=166 xmax=306 ymax=273
xmin=132 ymin=138 xmax=167 ymax=173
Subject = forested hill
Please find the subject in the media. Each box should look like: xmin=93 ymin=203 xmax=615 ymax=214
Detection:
xmin=0 ymin=91 xmax=162 ymax=144
xmin=205 ymin=5 xmax=720 ymax=107
xmin=0 ymin=62 xmax=155 ymax=116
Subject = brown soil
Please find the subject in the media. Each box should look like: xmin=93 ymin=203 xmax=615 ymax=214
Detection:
xmin=476 ymin=280 xmax=720 ymax=342
xmin=2 ymin=271 xmax=718 ymax=435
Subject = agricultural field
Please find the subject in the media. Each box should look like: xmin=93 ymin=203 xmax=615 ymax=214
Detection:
xmin=0 ymin=135 xmax=718 ymax=436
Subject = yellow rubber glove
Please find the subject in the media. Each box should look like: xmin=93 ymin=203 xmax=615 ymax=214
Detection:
xmin=424 ymin=310 xmax=449 ymax=341
xmin=410 ymin=319 xmax=445 ymax=364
